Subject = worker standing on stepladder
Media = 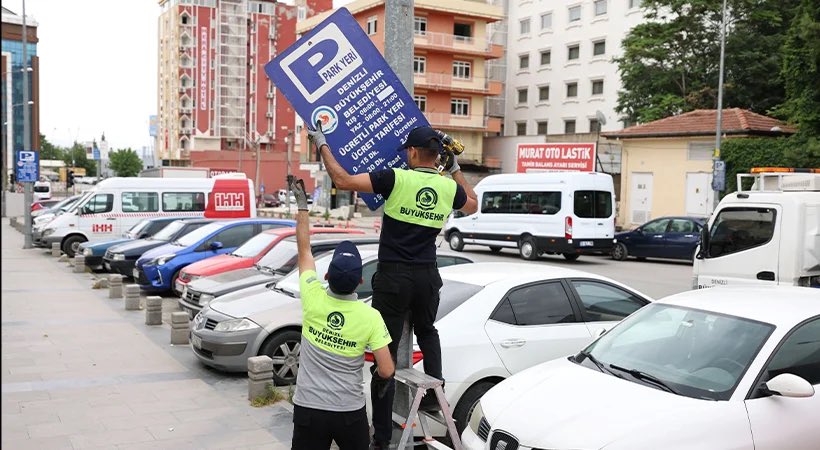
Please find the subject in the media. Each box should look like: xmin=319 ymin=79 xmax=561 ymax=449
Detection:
xmin=307 ymin=124 xmax=479 ymax=449
xmin=288 ymin=177 xmax=395 ymax=450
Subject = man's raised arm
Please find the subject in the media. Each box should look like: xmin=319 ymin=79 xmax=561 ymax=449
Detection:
xmin=307 ymin=121 xmax=374 ymax=193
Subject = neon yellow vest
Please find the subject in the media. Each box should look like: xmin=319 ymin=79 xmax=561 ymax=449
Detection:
xmin=383 ymin=168 xmax=457 ymax=229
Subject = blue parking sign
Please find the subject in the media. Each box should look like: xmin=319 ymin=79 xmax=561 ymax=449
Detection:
xmin=15 ymin=150 xmax=39 ymax=183
xmin=264 ymin=8 xmax=429 ymax=210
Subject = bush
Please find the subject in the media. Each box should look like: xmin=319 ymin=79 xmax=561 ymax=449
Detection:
xmin=720 ymin=135 xmax=820 ymax=195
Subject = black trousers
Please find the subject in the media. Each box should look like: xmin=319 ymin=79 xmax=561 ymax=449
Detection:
xmin=291 ymin=405 xmax=369 ymax=450
xmin=370 ymin=263 xmax=444 ymax=444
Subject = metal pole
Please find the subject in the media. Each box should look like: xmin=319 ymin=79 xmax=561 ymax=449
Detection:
xmin=254 ymin=139 xmax=261 ymax=199
xmin=2 ymin=120 xmax=7 ymax=218
xmin=384 ymin=0 xmax=414 ymax=436
xmin=22 ymin=0 xmax=33 ymax=248
xmin=712 ymin=0 xmax=727 ymax=210
xmin=286 ymin=131 xmax=293 ymax=212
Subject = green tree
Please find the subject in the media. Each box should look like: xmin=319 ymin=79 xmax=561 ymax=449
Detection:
xmin=39 ymin=134 xmax=65 ymax=161
xmin=108 ymin=148 xmax=143 ymax=177
xmin=615 ymin=0 xmax=799 ymax=124
xmin=62 ymin=142 xmax=97 ymax=176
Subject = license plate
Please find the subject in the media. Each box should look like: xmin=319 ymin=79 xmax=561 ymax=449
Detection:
xmin=133 ymin=268 xmax=139 ymax=279
xmin=579 ymin=241 xmax=594 ymax=247
xmin=191 ymin=334 xmax=202 ymax=349
xmin=104 ymin=262 xmax=111 ymax=271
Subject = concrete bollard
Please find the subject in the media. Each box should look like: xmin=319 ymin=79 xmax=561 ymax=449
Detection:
xmin=124 ymin=284 xmax=140 ymax=311
xmin=170 ymin=312 xmax=190 ymax=344
xmin=108 ymin=274 xmax=124 ymax=299
xmin=248 ymin=355 xmax=274 ymax=400
xmin=145 ymin=296 xmax=163 ymax=325
xmin=51 ymin=243 xmax=61 ymax=257
xmin=73 ymin=255 xmax=86 ymax=273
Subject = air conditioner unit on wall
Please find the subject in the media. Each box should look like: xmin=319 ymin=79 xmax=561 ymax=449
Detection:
xmin=266 ymin=112 xmax=274 ymax=118
xmin=266 ymin=92 xmax=274 ymax=98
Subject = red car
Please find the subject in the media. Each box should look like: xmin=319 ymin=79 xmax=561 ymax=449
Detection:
xmin=177 ymin=227 xmax=364 ymax=288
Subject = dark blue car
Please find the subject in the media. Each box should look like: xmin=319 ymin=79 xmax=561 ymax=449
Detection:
xmin=79 ymin=217 xmax=187 ymax=271
xmin=135 ymin=218 xmax=295 ymax=295
xmin=612 ymin=216 xmax=706 ymax=262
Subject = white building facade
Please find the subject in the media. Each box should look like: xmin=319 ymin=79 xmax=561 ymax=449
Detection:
xmin=503 ymin=0 xmax=645 ymax=136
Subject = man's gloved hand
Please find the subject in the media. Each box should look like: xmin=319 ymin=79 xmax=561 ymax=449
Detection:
xmin=306 ymin=120 xmax=328 ymax=152
xmin=288 ymin=176 xmax=309 ymax=211
xmin=371 ymin=371 xmax=394 ymax=399
xmin=444 ymin=152 xmax=460 ymax=174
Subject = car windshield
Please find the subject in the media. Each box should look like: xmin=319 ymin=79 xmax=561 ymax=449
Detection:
xmin=175 ymin=222 xmax=225 ymax=246
xmin=275 ymin=253 xmax=334 ymax=296
xmin=233 ymin=232 xmax=277 ymax=258
xmin=151 ymin=220 xmax=186 ymax=241
xmin=34 ymin=185 xmax=50 ymax=193
xmin=578 ymin=303 xmax=774 ymax=401
xmin=126 ymin=219 xmax=151 ymax=237
xmin=68 ymin=192 xmax=94 ymax=213
xmin=257 ymin=239 xmax=298 ymax=274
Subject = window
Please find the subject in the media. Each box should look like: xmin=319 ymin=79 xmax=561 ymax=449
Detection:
xmin=146 ymin=220 xmax=173 ymax=236
xmin=297 ymin=6 xmax=306 ymax=20
xmin=568 ymin=45 xmax=580 ymax=60
xmin=566 ymin=82 xmax=578 ymax=98
xmin=594 ymin=0 xmax=607 ymax=15
xmin=540 ymin=50 xmax=551 ymax=66
xmin=589 ymin=119 xmax=601 ymax=133
xmin=355 ymin=261 xmax=379 ymax=298
xmin=537 ymin=121 xmax=549 ymax=135
xmin=366 ymin=16 xmax=378 ymax=35
xmin=564 ymin=119 xmax=576 ymax=134
xmin=162 ymin=192 xmax=206 ymax=212
xmin=593 ymin=40 xmax=606 ymax=56
xmin=569 ymin=5 xmax=581 ymax=22
xmin=492 ymin=282 xmax=576 ymax=325
xmin=642 ymin=219 xmax=670 ymax=233
xmin=669 ymin=219 xmax=697 ymax=233
xmin=181 ymin=14 xmax=190 ymax=25
xmin=453 ymin=61 xmax=472 ymax=79
xmin=707 ymin=208 xmax=776 ymax=258
xmin=205 ymin=224 xmax=255 ymax=249
xmin=516 ymin=122 xmax=527 ymax=136
xmin=414 ymin=95 xmax=427 ymax=112
xmin=413 ymin=56 xmax=426 ymax=74
xmin=761 ymin=318 xmax=820 ymax=386
xmin=517 ymin=88 xmax=528 ymax=105
xmin=482 ymin=191 xmax=561 ymax=214
xmin=538 ymin=86 xmax=550 ymax=101
xmin=540 ymin=12 xmax=552 ymax=30
xmin=688 ymin=142 xmax=714 ymax=160
xmin=592 ymin=79 xmax=604 ymax=95
xmin=122 ymin=192 xmax=159 ymax=213
xmin=81 ymin=194 xmax=114 ymax=215
xmin=574 ymin=190 xmax=613 ymax=218
xmin=451 ymin=98 xmax=469 ymax=116
xmin=519 ymin=54 xmax=530 ymax=70
xmin=259 ymin=223 xmax=288 ymax=232
xmin=571 ymin=281 xmax=647 ymax=322
xmin=629 ymin=0 xmax=642 ymax=8
xmin=413 ymin=16 xmax=427 ymax=35
xmin=519 ymin=18 xmax=531 ymax=35
xmin=454 ymin=22 xmax=472 ymax=40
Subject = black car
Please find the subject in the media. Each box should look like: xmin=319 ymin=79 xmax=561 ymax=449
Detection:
xmin=612 ymin=216 xmax=706 ymax=262
xmin=261 ymin=193 xmax=279 ymax=207
xmin=103 ymin=218 xmax=215 ymax=278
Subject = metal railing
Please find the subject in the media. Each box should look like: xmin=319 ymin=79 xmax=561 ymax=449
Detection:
xmin=413 ymin=72 xmax=500 ymax=94
xmin=425 ymin=112 xmax=488 ymax=130
xmin=414 ymin=31 xmax=499 ymax=54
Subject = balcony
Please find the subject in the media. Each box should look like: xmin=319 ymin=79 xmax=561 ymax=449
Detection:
xmin=425 ymin=112 xmax=487 ymax=130
xmin=414 ymin=73 xmax=503 ymax=96
xmin=179 ymin=105 xmax=193 ymax=114
xmin=180 ymin=128 xmax=192 ymax=135
xmin=414 ymin=31 xmax=504 ymax=59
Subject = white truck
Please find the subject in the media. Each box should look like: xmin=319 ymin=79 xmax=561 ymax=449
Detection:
xmin=693 ymin=168 xmax=820 ymax=289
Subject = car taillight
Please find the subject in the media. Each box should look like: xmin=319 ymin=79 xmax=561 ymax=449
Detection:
xmin=31 ymin=203 xmax=42 ymax=211
xmin=565 ymin=216 xmax=573 ymax=239
xmin=364 ymin=351 xmax=424 ymax=365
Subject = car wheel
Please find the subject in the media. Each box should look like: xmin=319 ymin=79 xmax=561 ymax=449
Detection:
xmin=170 ymin=269 xmax=184 ymax=297
xmin=489 ymin=246 xmax=502 ymax=254
xmin=519 ymin=236 xmax=538 ymax=261
xmin=259 ymin=330 xmax=302 ymax=385
xmin=62 ymin=235 xmax=86 ymax=258
xmin=448 ymin=231 xmax=464 ymax=252
xmin=563 ymin=253 xmax=580 ymax=261
xmin=451 ymin=380 xmax=498 ymax=436
xmin=612 ymin=243 xmax=628 ymax=261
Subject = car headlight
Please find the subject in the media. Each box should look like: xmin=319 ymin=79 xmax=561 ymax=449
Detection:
xmin=214 ymin=318 xmax=260 ymax=332
xmin=192 ymin=312 xmax=205 ymax=327
xmin=113 ymin=253 xmax=125 ymax=261
xmin=199 ymin=293 xmax=214 ymax=304
xmin=468 ymin=401 xmax=486 ymax=437
xmin=152 ymin=254 xmax=176 ymax=266
xmin=43 ymin=228 xmax=55 ymax=236
xmin=83 ymin=248 xmax=93 ymax=256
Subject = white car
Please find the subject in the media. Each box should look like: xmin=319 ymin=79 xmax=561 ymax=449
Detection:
xmin=464 ymin=286 xmax=820 ymax=450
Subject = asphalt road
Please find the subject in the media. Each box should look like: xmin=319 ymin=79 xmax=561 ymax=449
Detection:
xmin=442 ymin=242 xmax=693 ymax=300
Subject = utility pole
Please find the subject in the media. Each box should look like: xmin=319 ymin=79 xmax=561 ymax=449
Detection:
xmin=712 ymin=0 xmax=728 ymax=212
xmin=21 ymin=0 xmax=33 ymax=249
xmin=254 ymin=137 xmax=261 ymax=201
xmin=286 ymin=130 xmax=294 ymax=212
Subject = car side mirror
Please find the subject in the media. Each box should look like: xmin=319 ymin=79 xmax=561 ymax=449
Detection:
xmin=210 ymin=241 xmax=223 ymax=251
xmin=763 ymin=374 xmax=815 ymax=398
xmin=138 ymin=232 xmax=149 ymax=239
xmin=695 ymin=225 xmax=710 ymax=260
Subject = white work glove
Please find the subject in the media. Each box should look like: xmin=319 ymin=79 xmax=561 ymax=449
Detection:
xmin=446 ymin=152 xmax=460 ymax=174
xmin=306 ymin=120 xmax=328 ymax=152
xmin=288 ymin=176 xmax=309 ymax=211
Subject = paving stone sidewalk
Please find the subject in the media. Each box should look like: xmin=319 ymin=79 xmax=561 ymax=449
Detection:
xmin=1 ymin=219 xmax=295 ymax=449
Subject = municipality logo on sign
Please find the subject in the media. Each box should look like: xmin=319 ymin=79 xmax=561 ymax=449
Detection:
xmin=279 ymin=23 xmax=362 ymax=103
xmin=311 ymin=105 xmax=339 ymax=134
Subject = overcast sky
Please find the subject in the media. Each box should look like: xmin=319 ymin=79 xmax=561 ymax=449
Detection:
xmin=6 ymin=0 xmax=350 ymax=153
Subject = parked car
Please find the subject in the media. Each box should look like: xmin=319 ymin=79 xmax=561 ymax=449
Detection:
xmin=260 ymin=194 xmax=280 ymax=207
xmin=134 ymin=218 xmax=295 ymax=294
xmin=463 ymin=286 xmax=820 ymax=450
xmin=31 ymin=198 xmax=60 ymax=212
xmin=79 ymin=217 xmax=187 ymax=271
xmin=612 ymin=216 xmax=706 ymax=262
xmin=33 ymin=194 xmax=83 ymax=221
xmin=190 ymin=244 xmax=473 ymax=382
xmin=178 ymin=229 xmax=375 ymax=317
xmin=103 ymin=218 xmax=215 ymax=278
xmin=33 ymin=193 xmax=91 ymax=246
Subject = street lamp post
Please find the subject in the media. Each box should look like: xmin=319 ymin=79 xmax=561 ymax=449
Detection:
xmin=712 ymin=0 xmax=728 ymax=211
xmin=21 ymin=0 xmax=34 ymax=248
xmin=2 ymin=100 xmax=34 ymax=219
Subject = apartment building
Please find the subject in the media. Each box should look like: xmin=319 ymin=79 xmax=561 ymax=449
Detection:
xmin=297 ymin=0 xmax=505 ymax=165
xmin=504 ymin=0 xmax=645 ymax=136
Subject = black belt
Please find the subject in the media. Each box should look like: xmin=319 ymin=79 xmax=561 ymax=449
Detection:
xmin=377 ymin=261 xmax=437 ymax=272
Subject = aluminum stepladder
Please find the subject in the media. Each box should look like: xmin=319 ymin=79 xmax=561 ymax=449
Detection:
xmin=392 ymin=368 xmax=462 ymax=450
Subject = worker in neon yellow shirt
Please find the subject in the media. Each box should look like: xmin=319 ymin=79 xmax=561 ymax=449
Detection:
xmin=288 ymin=177 xmax=394 ymax=450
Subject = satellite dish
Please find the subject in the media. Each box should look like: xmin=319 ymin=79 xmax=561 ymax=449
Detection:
xmin=595 ymin=110 xmax=607 ymax=126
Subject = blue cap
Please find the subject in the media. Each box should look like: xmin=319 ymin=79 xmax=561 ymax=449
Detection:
xmin=327 ymin=241 xmax=363 ymax=295
xmin=401 ymin=126 xmax=442 ymax=151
